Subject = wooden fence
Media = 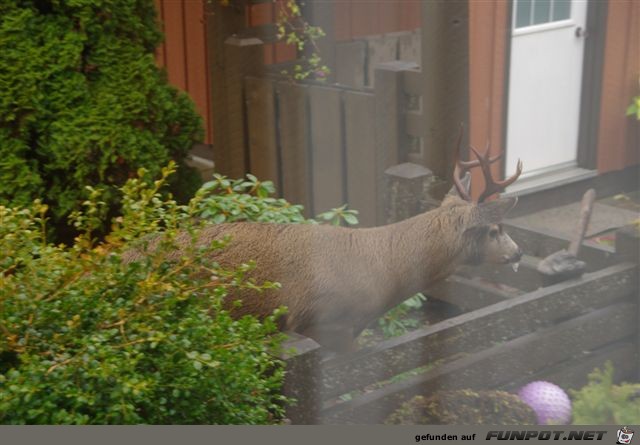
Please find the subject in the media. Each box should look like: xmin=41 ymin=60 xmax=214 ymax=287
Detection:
xmin=246 ymin=63 xmax=434 ymax=226
xmin=210 ymin=31 xmax=417 ymax=224
xmin=211 ymin=1 xmax=472 ymax=216
xmin=218 ymin=40 xmax=428 ymax=226
xmin=279 ymin=200 xmax=640 ymax=424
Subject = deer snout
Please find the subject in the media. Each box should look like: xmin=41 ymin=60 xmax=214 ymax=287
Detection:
xmin=498 ymin=241 xmax=522 ymax=264
xmin=508 ymin=246 xmax=523 ymax=263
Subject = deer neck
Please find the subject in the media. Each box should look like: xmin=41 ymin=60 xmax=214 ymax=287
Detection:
xmin=375 ymin=206 xmax=469 ymax=298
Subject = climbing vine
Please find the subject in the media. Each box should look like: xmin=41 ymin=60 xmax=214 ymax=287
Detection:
xmin=626 ymin=77 xmax=640 ymax=120
xmin=217 ymin=0 xmax=330 ymax=81
xmin=275 ymin=0 xmax=330 ymax=80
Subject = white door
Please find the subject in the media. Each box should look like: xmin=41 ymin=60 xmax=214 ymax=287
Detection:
xmin=506 ymin=0 xmax=588 ymax=177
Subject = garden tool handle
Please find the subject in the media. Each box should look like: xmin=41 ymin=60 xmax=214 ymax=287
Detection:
xmin=568 ymin=189 xmax=596 ymax=257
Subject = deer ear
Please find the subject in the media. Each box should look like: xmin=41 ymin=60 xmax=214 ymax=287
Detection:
xmin=447 ymin=171 xmax=471 ymax=198
xmin=476 ymin=197 xmax=518 ymax=224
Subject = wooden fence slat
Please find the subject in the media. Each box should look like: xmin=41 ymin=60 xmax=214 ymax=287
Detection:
xmin=276 ymin=81 xmax=311 ymax=212
xmin=425 ymin=274 xmax=520 ymax=312
xmin=405 ymin=111 xmax=425 ymax=138
xmin=320 ymin=301 xmax=637 ymax=423
xmin=421 ymin=1 xmax=469 ymax=179
xmin=318 ymin=262 xmax=637 ymax=400
xmin=309 ymin=86 xmax=345 ymax=214
xmin=344 ymin=91 xmax=377 ymax=227
xmin=245 ymin=76 xmax=280 ymax=186
xmin=206 ymin=1 xmax=245 ymax=176
xmin=502 ymin=342 xmax=638 ymax=393
xmin=401 ymin=68 xmax=423 ymax=96
xmin=374 ymin=61 xmax=418 ymax=223
xmin=366 ymin=34 xmax=399 ymax=86
xmin=281 ymin=332 xmax=323 ymax=424
xmin=212 ymin=36 xmax=264 ymax=178
xmin=398 ymin=29 xmax=421 ymax=66
xmin=335 ymin=41 xmax=367 ymax=88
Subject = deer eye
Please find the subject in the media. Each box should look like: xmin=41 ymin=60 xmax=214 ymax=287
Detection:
xmin=489 ymin=227 xmax=500 ymax=239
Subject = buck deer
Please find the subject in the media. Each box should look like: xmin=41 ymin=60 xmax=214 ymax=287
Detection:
xmin=123 ymin=133 xmax=523 ymax=353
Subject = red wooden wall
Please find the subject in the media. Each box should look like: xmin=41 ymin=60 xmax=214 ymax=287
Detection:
xmin=154 ymin=1 xmax=638 ymax=176
xmin=597 ymin=0 xmax=640 ymax=173
xmin=152 ymin=0 xmax=422 ymax=146
xmin=333 ymin=0 xmax=421 ymax=40
xmin=247 ymin=1 xmax=297 ymax=65
xmin=246 ymin=1 xmax=422 ymax=62
xmin=468 ymin=1 xmax=510 ymax=200
xmin=154 ymin=0 xmax=213 ymax=143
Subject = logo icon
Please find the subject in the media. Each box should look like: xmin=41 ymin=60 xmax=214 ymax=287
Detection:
xmin=617 ymin=427 xmax=634 ymax=445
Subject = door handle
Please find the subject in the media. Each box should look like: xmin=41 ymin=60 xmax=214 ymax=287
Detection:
xmin=575 ymin=27 xmax=588 ymax=38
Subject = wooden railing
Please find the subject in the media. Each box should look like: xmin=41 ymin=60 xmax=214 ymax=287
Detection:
xmin=279 ymin=219 xmax=639 ymax=424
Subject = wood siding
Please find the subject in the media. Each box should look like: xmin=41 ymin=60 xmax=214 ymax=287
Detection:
xmin=334 ymin=0 xmax=421 ymax=40
xmin=154 ymin=1 xmax=639 ymax=175
xmin=468 ymin=1 xmax=510 ymax=200
xmin=597 ymin=0 xmax=640 ymax=173
xmin=154 ymin=0 xmax=212 ymax=143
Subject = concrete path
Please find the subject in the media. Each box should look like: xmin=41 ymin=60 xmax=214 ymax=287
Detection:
xmin=506 ymin=193 xmax=640 ymax=241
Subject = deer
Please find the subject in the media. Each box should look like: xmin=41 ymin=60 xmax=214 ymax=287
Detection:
xmin=123 ymin=132 xmax=524 ymax=353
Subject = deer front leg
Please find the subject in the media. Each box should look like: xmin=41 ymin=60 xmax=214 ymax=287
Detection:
xmin=301 ymin=324 xmax=357 ymax=354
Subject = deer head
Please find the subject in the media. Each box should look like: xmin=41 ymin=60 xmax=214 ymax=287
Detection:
xmin=448 ymin=127 xmax=524 ymax=267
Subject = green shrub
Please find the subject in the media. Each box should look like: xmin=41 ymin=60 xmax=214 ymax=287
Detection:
xmin=0 ymin=164 xmax=291 ymax=424
xmin=571 ymin=362 xmax=640 ymax=424
xmin=194 ymin=174 xmax=309 ymax=225
xmin=0 ymin=0 xmax=203 ymax=240
xmin=378 ymin=293 xmax=427 ymax=339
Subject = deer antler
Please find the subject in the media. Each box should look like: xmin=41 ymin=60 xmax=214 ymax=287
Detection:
xmin=453 ymin=127 xmax=472 ymax=201
xmin=453 ymin=127 xmax=523 ymax=203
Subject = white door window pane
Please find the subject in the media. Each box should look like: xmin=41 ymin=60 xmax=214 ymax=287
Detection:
xmin=553 ymin=0 xmax=572 ymax=20
xmin=516 ymin=0 xmax=533 ymax=28
xmin=533 ymin=0 xmax=552 ymax=25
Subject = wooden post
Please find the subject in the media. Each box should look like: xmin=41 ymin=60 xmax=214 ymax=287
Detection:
xmin=207 ymin=0 xmax=265 ymax=178
xmin=615 ymin=223 xmax=640 ymax=379
xmin=309 ymin=85 xmax=344 ymax=215
xmin=244 ymin=76 xmax=279 ymax=188
xmin=216 ymin=36 xmax=265 ymax=178
xmin=615 ymin=224 xmax=640 ymax=264
xmin=303 ymin=1 xmax=336 ymax=83
xmin=384 ymin=162 xmax=435 ymax=224
xmin=276 ymin=81 xmax=311 ymax=212
xmin=421 ymin=0 xmax=470 ymax=179
xmin=280 ymin=333 xmax=323 ymax=425
xmin=344 ymin=90 xmax=377 ymax=227
xmin=374 ymin=61 xmax=418 ymax=225
xmin=206 ymin=1 xmax=245 ymax=176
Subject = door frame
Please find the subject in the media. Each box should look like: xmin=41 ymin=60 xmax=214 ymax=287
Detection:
xmin=501 ymin=0 xmax=609 ymax=181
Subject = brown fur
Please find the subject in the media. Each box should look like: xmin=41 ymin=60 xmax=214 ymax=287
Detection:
xmin=122 ymin=195 xmax=520 ymax=352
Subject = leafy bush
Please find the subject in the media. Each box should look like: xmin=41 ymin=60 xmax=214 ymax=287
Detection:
xmin=0 ymin=164 xmax=291 ymax=424
xmin=570 ymin=362 xmax=640 ymax=424
xmin=378 ymin=293 xmax=427 ymax=338
xmin=0 ymin=0 xmax=203 ymax=240
xmin=194 ymin=174 xmax=308 ymax=225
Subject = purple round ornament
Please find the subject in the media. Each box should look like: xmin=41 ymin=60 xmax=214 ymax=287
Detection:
xmin=518 ymin=381 xmax=572 ymax=425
